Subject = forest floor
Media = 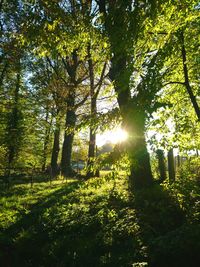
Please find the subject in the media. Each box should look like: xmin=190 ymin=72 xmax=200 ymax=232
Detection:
xmin=0 ymin=174 xmax=200 ymax=267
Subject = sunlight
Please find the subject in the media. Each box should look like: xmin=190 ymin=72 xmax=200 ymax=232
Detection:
xmin=96 ymin=128 xmax=128 ymax=147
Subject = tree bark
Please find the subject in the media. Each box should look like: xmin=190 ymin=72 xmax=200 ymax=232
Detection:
xmin=60 ymin=50 xmax=79 ymax=177
xmin=51 ymin=119 xmax=60 ymax=177
xmin=87 ymin=129 xmax=97 ymax=177
xmin=177 ymin=154 xmax=181 ymax=169
xmin=167 ymin=148 xmax=175 ymax=183
xmin=61 ymin=91 xmax=76 ymax=177
xmin=156 ymin=149 xmax=166 ymax=182
xmin=86 ymin=45 xmax=98 ymax=178
xmin=110 ymin=56 xmax=153 ymax=189
xmin=125 ymin=108 xmax=153 ymax=189
xmin=42 ymin=110 xmax=53 ymax=172
xmin=98 ymin=0 xmax=153 ymax=189
xmin=129 ymin=139 xmax=153 ymax=189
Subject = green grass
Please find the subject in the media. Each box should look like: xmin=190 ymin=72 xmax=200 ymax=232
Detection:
xmin=0 ymin=176 xmax=199 ymax=267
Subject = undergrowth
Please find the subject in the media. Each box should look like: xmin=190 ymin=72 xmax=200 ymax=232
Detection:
xmin=0 ymin=175 xmax=199 ymax=267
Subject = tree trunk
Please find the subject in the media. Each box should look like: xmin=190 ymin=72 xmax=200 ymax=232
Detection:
xmin=174 ymin=155 xmax=181 ymax=175
xmin=86 ymin=46 xmax=98 ymax=178
xmin=167 ymin=148 xmax=175 ymax=183
xmin=87 ymin=129 xmax=96 ymax=174
xmin=177 ymin=154 xmax=181 ymax=168
xmin=110 ymin=56 xmax=153 ymax=190
xmin=87 ymin=127 xmax=98 ymax=177
xmin=129 ymin=142 xmax=153 ymax=189
xmin=125 ymin=109 xmax=153 ymax=190
xmin=156 ymin=149 xmax=166 ymax=182
xmin=61 ymin=92 xmax=76 ymax=177
xmin=7 ymin=73 xmax=20 ymax=168
xmin=42 ymin=110 xmax=52 ymax=172
xmin=98 ymin=0 xmax=153 ymax=190
xmin=51 ymin=120 xmax=60 ymax=177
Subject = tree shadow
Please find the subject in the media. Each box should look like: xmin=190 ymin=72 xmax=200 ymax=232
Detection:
xmin=0 ymin=177 xmax=141 ymax=267
xmin=1 ymin=179 xmax=199 ymax=267
xmin=0 ymin=180 xmax=83 ymax=267
xmin=132 ymin=183 xmax=200 ymax=267
xmin=0 ymin=173 xmax=62 ymax=189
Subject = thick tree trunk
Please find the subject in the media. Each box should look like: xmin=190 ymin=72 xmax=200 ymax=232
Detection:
xmin=129 ymin=132 xmax=153 ymax=189
xmin=156 ymin=149 xmax=167 ymax=182
xmin=167 ymin=148 xmax=175 ymax=182
xmin=61 ymin=130 xmax=75 ymax=177
xmin=124 ymin=109 xmax=153 ymax=190
xmin=51 ymin=121 xmax=60 ymax=177
xmin=61 ymin=92 xmax=76 ymax=177
xmin=129 ymin=142 xmax=153 ymax=189
xmin=98 ymin=0 xmax=153 ymax=189
xmin=110 ymin=56 xmax=153 ymax=189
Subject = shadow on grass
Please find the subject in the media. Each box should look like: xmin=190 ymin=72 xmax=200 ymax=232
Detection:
xmin=0 ymin=174 xmax=62 ymax=190
xmin=0 ymin=177 xmax=142 ymax=267
xmin=0 ymin=180 xmax=83 ymax=267
xmin=132 ymin=183 xmax=200 ymax=267
xmin=0 ymin=178 xmax=199 ymax=267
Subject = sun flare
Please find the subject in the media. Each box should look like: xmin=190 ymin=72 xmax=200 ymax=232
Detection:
xmin=96 ymin=128 xmax=128 ymax=147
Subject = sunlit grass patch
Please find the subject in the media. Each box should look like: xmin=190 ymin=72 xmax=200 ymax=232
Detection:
xmin=0 ymin=179 xmax=79 ymax=230
xmin=0 ymin=175 xmax=200 ymax=266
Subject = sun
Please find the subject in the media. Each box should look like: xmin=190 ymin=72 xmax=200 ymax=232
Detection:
xmin=96 ymin=128 xmax=128 ymax=147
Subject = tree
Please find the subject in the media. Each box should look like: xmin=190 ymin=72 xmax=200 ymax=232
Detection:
xmin=94 ymin=0 xmax=199 ymax=189
xmin=179 ymin=29 xmax=200 ymax=121
xmin=156 ymin=149 xmax=167 ymax=182
xmin=59 ymin=51 xmax=89 ymax=177
xmin=146 ymin=1 xmax=200 ymax=164
xmin=95 ymin=0 xmax=182 ymax=189
xmin=167 ymin=148 xmax=176 ymax=182
xmin=0 ymin=0 xmax=28 ymax=174
xmin=86 ymin=44 xmax=107 ymax=178
xmin=5 ymin=70 xmax=24 ymax=171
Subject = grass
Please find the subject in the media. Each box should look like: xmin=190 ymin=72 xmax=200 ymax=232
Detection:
xmin=0 ymin=175 xmax=199 ymax=267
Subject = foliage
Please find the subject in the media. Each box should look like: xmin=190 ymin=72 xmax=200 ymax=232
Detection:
xmin=0 ymin=1 xmax=200 ymax=265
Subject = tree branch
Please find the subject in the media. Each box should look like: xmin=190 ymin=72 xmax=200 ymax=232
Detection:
xmin=148 ymin=31 xmax=168 ymax=35
xmin=75 ymin=92 xmax=89 ymax=109
xmin=94 ymin=61 xmax=107 ymax=98
xmin=163 ymin=81 xmax=185 ymax=87
xmin=46 ymin=57 xmax=69 ymax=86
